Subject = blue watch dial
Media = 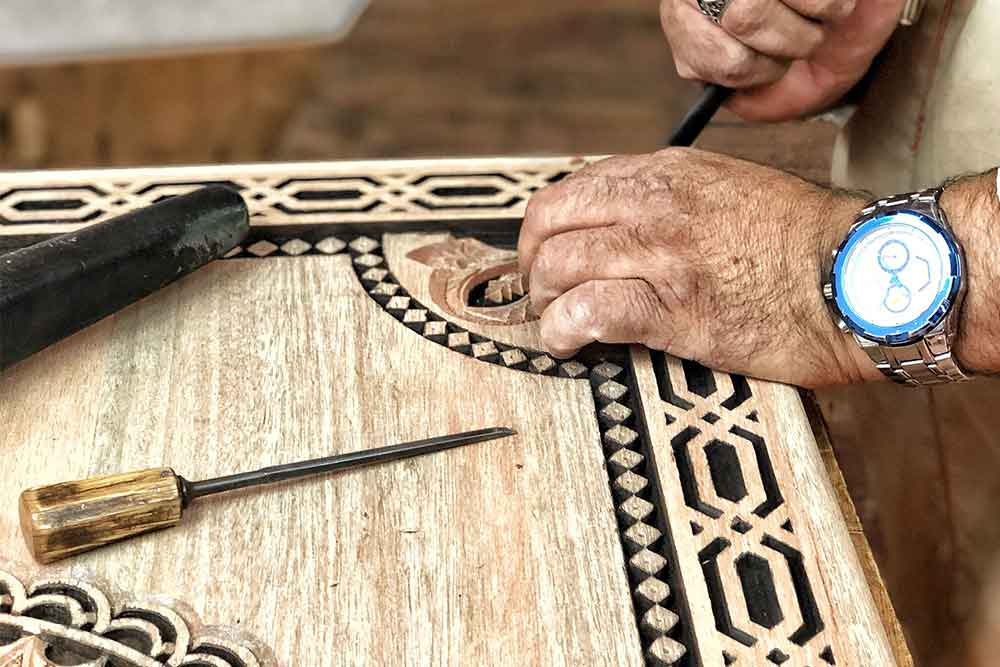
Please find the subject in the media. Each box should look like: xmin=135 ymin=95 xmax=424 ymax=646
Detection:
xmin=831 ymin=210 xmax=961 ymax=345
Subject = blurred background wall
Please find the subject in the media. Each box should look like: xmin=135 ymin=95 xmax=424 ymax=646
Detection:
xmin=0 ymin=0 xmax=834 ymax=180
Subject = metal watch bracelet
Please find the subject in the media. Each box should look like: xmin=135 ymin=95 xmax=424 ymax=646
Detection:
xmin=852 ymin=189 xmax=969 ymax=386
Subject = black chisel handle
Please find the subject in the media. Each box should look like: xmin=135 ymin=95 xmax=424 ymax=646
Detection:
xmin=0 ymin=186 xmax=249 ymax=371
xmin=667 ymin=84 xmax=734 ymax=147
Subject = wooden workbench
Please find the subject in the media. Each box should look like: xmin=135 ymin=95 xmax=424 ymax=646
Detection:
xmin=0 ymin=157 xmax=909 ymax=666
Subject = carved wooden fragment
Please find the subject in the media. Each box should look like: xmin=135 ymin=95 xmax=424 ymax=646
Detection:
xmin=0 ymin=158 xmax=910 ymax=666
xmin=0 ymin=564 xmax=273 ymax=666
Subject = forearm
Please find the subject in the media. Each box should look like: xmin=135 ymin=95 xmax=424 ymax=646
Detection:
xmin=941 ymin=169 xmax=1000 ymax=375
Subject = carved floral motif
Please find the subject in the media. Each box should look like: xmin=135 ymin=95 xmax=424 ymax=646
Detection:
xmin=406 ymin=237 xmax=536 ymax=326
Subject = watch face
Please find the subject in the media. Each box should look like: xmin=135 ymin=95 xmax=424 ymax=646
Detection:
xmin=831 ymin=210 xmax=962 ymax=345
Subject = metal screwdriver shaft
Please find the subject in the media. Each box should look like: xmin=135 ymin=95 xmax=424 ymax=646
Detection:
xmin=181 ymin=427 xmax=515 ymax=504
xmin=19 ymin=427 xmax=516 ymax=564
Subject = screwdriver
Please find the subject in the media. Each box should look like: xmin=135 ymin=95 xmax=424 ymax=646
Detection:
xmin=18 ymin=427 xmax=516 ymax=564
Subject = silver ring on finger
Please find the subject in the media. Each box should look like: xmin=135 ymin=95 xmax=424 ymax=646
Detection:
xmin=696 ymin=0 xmax=732 ymax=23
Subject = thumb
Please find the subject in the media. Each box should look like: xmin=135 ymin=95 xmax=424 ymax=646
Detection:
xmin=538 ymin=279 xmax=681 ymax=358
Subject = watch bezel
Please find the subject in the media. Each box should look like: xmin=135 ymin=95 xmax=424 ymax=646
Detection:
xmin=828 ymin=209 xmax=963 ymax=346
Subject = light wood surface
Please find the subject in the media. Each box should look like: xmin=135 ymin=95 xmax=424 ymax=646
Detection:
xmin=1 ymin=255 xmax=643 ymax=666
xmin=0 ymin=157 xmax=908 ymax=666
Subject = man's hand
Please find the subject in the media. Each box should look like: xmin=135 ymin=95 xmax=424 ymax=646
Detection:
xmin=517 ymin=149 xmax=883 ymax=388
xmin=660 ymin=0 xmax=904 ymax=120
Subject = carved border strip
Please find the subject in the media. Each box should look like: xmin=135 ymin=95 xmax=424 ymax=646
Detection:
xmin=634 ymin=351 xmax=841 ymax=666
xmin=0 ymin=157 xmax=594 ymax=236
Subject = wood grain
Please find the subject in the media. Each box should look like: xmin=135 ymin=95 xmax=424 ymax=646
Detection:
xmin=19 ymin=468 xmax=184 ymax=565
xmin=0 ymin=255 xmax=643 ymax=665
xmin=802 ymin=391 xmax=914 ymax=667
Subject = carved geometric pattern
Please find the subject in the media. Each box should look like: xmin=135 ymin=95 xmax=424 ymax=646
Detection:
xmin=0 ymin=159 xmax=584 ymax=235
xmin=648 ymin=350 xmax=835 ymax=666
xmin=481 ymin=272 xmax=526 ymax=306
xmin=0 ymin=568 xmax=268 ymax=666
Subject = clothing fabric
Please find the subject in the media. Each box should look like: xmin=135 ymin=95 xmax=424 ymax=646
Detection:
xmin=824 ymin=2 xmax=1000 ymax=665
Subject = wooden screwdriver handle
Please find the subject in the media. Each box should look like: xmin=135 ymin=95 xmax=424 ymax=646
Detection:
xmin=19 ymin=468 xmax=184 ymax=564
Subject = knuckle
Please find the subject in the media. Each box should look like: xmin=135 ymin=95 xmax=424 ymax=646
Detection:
xmin=538 ymin=314 xmax=571 ymax=355
xmin=675 ymin=59 xmax=700 ymax=81
xmin=568 ymin=285 xmax=604 ymax=335
xmin=802 ymin=26 xmax=826 ymax=55
xmin=531 ymin=239 xmax=561 ymax=283
xmin=721 ymin=0 xmax=765 ymax=37
xmin=824 ymin=0 xmax=855 ymax=20
xmin=718 ymin=43 xmax=757 ymax=84
xmin=523 ymin=188 xmax=553 ymax=227
xmin=723 ymin=57 xmax=755 ymax=86
xmin=653 ymin=146 xmax=680 ymax=161
xmin=652 ymin=146 xmax=687 ymax=165
xmin=578 ymin=154 xmax=629 ymax=177
xmin=727 ymin=53 xmax=785 ymax=87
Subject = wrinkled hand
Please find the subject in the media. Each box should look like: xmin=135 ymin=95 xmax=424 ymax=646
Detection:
xmin=660 ymin=0 xmax=904 ymax=120
xmin=517 ymin=149 xmax=880 ymax=388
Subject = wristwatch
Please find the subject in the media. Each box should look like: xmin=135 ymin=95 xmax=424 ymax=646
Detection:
xmin=823 ymin=188 xmax=969 ymax=385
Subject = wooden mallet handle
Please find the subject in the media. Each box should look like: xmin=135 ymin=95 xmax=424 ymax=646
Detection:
xmin=19 ymin=468 xmax=185 ymax=564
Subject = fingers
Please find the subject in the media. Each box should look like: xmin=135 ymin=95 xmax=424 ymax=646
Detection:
xmin=517 ymin=162 xmax=654 ymax=279
xmin=724 ymin=60 xmax=848 ymax=121
xmin=664 ymin=2 xmax=790 ymax=88
xmin=720 ymin=0 xmax=825 ymax=60
xmin=662 ymin=0 xmax=851 ymax=91
xmin=528 ymin=225 xmax=655 ymax=315
xmin=780 ymin=0 xmax=855 ymax=22
xmin=539 ymin=279 xmax=677 ymax=359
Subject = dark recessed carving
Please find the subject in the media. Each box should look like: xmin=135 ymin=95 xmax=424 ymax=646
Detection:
xmin=736 ymin=553 xmax=784 ymax=629
xmin=700 ymin=538 xmax=756 ymax=648
xmin=705 ymin=439 xmax=749 ymax=502
xmin=681 ymin=359 xmax=717 ymax=398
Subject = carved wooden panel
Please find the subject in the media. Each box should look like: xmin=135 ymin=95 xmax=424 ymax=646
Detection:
xmin=0 ymin=158 xmax=909 ymax=666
